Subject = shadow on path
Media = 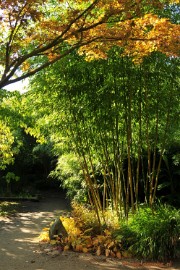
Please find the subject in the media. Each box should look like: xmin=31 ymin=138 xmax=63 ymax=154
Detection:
xmin=0 ymin=190 xmax=70 ymax=270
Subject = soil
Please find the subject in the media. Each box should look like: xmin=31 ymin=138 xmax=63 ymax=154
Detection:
xmin=0 ymin=190 xmax=179 ymax=270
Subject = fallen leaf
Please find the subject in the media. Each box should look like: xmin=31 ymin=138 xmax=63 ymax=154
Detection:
xmin=82 ymin=247 xmax=88 ymax=253
xmin=64 ymin=245 xmax=70 ymax=251
xmin=116 ymin=251 xmax=122 ymax=259
xmin=105 ymin=249 xmax=110 ymax=257
xmin=96 ymin=246 xmax=101 ymax=256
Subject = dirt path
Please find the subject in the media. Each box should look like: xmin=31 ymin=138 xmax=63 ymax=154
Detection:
xmin=0 ymin=190 xmax=179 ymax=270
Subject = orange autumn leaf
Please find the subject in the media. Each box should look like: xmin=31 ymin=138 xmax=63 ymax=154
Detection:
xmin=96 ymin=246 xmax=102 ymax=256
xmin=105 ymin=249 xmax=110 ymax=257
xmin=75 ymin=244 xmax=83 ymax=252
xmin=116 ymin=252 xmax=122 ymax=259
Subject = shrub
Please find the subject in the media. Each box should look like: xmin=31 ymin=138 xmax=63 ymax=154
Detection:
xmin=114 ymin=204 xmax=180 ymax=261
xmin=49 ymin=153 xmax=88 ymax=203
xmin=71 ymin=202 xmax=119 ymax=236
xmin=72 ymin=202 xmax=101 ymax=235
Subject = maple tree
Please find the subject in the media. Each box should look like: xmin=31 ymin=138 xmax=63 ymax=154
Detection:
xmin=0 ymin=0 xmax=179 ymax=89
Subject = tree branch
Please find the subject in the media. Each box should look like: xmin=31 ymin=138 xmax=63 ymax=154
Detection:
xmin=0 ymin=0 xmax=102 ymax=88
xmin=0 ymin=37 xmax=100 ymax=88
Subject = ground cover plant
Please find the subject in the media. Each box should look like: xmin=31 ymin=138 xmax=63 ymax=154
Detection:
xmin=113 ymin=205 xmax=180 ymax=262
xmin=39 ymin=203 xmax=124 ymax=258
xmin=39 ymin=203 xmax=180 ymax=262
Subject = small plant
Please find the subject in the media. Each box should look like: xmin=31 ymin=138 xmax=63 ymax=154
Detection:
xmin=113 ymin=204 xmax=180 ymax=262
xmin=3 ymin=172 xmax=20 ymax=195
xmin=49 ymin=153 xmax=88 ymax=203
xmin=71 ymin=202 xmax=119 ymax=235
xmin=72 ymin=202 xmax=101 ymax=235
xmin=0 ymin=201 xmax=19 ymax=216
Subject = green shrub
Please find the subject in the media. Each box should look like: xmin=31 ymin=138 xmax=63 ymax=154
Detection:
xmin=114 ymin=205 xmax=180 ymax=261
xmin=49 ymin=153 xmax=88 ymax=203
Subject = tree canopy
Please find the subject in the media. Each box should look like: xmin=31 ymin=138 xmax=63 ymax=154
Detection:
xmin=0 ymin=0 xmax=179 ymax=88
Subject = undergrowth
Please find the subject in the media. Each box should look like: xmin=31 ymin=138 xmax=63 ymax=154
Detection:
xmin=39 ymin=203 xmax=179 ymax=262
xmin=113 ymin=204 xmax=180 ymax=262
xmin=0 ymin=201 xmax=19 ymax=216
xmin=71 ymin=202 xmax=119 ymax=234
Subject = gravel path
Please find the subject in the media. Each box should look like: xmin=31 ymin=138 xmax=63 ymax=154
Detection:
xmin=0 ymin=190 xmax=179 ymax=270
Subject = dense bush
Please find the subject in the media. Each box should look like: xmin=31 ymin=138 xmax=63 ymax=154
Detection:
xmin=114 ymin=205 xmax=180 ymax=261
xmin=71 ymin=202 xmax=119 ymax=236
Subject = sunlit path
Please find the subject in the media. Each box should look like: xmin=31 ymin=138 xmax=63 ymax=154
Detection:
xmin=0 ymin=191 xmax=179 ymax=270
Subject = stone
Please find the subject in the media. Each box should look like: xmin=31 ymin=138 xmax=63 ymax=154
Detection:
xmin=49 ymin=218 xmax=68 ymax=240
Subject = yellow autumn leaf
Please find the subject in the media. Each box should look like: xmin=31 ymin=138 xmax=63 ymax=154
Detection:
xmin=60 ymin=216 xmax=82 ymax=236
xmin=64 ymin=245 xmax=70 ymax=251
xmin=50 ymin=240 xmax=57 ymax=245
xmin=96 ymin=235 xmax=106 ymax=242
xmin=42 ymin=227 xmax=49 ymax=231
xmin=82 ymin=247 xmax=88 ymax=253
xmin=107 ymin=241 xmax=115 ymax=249
xmin=38 ymin=231 xmax=49 ymax=242
xmin=22 ymin=61 xmax=30 ymax=71
xmin=113 ymin=246 xmax=118 ymax=253
xmin=104 ymin=229 xmax=111 ymax=236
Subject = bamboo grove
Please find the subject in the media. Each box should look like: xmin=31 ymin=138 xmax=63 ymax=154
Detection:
xmin=25 ymin=50 xmax=179 ymax=222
